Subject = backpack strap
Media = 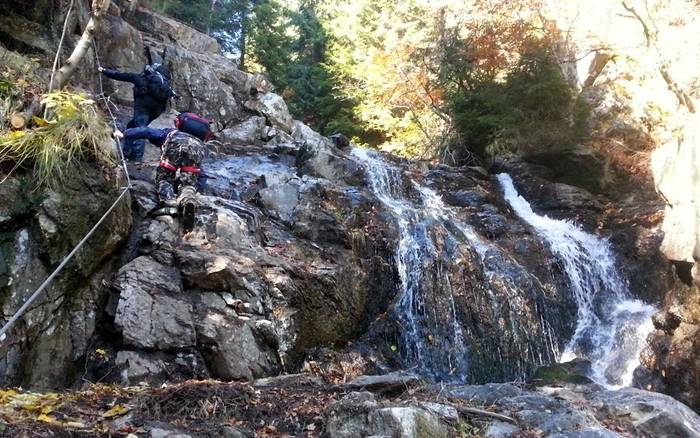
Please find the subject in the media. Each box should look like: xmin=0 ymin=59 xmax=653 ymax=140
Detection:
xmin=159 ymin=159 xmax=201 ymax=174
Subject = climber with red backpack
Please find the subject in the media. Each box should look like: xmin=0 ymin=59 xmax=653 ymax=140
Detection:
xmin=100 ymin=46 xmax=178 ymax=161
xmin=114 ymin=112 xmax=213 ymax=232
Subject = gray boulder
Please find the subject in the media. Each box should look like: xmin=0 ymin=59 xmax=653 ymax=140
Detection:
xmin=218 ymin=117 xmax=266 ymax=146
xmin=538 ymin=410 xmax=598 ymax=435
xmin=296 ymin=141 xmax=365 ymax=185
xmin=245 ymin=93 xmax=294 ymax=133
xmin=194 ymin=293 xmax=280 ymax=380
xmin=168 ymin=48 xmax=244 ymax=125
xmin=327 ymin=392 xmax=380 ymax=438
xmin=369 ymin=407 xmax=449 ymax=438
xmin=114 ymin=256 xmax=196 ymax=349
xmin=176 ymin=250 xmax=258 ymax=292
xmin=116 ymin=350 xmax=208 ymax=385
xmin=326 ymin=392 xmax=449 ymax=438
xmin=593 ymin=388 xmax=700 ymax=437
xmin=485 ymin=421 xmax=521 ymax=438
xmin=259 ymin=179 xmax=302 ymax=223
xmin=116 ymin=351 xmax=166 ymax=384
xmin=292 ymin=120 xmax=333 ymax=148
xmin=546 ymin=182 xmax=602 ymax=211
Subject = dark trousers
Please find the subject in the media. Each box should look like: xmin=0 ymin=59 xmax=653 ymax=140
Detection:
xmin=122 ymin=100 xmax=165 ymax=161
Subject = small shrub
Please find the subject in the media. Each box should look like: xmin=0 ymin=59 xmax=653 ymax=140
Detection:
xmin=0 ymin=79 xmax=14 ymax=98
xmin=0 ymin=91 xmax=114 ymax=187
xmin=455 ymin=420 xmax=482 ymax=437
xmin=446 ymin=48 xmax=589 ymax=163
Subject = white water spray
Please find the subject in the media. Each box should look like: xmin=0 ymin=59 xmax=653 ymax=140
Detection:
xmin=352 ymin=148 xmax=470 ymax=380
xmin=497 ymin=173 xmax=656 ymax=387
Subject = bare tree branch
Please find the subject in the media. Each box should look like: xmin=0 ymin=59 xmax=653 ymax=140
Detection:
xmin=54 ymin=0 xmax=112 ymax=90
xmin=582 ymin=51 xmax=614 ymax=88
xmin=621 ymin=1 xmax=654 ymax=47
xmin=621 ymin=0 xmax=695 ymax=112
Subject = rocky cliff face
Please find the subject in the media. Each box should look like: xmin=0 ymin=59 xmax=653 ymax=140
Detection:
xmin=635 ymin=121 xmax=700 ymax=411
xmin=0 ymin=166 xmax=131 ymax=389
xmin=82 ymin=115 xmax=580 ymax=387
xmin=1 ymin=0 xmax=699 ymax=435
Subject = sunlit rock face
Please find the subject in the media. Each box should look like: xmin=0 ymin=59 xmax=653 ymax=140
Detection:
xmin=651 ymin=113 xmax=700 ymax=272
xmin=100 ymin=138 xmax=581 ymax=386
xmin=640 ymin=103 xmax=700 ymax=413
xmin=103 ymin=141 xmax=400 ymax=384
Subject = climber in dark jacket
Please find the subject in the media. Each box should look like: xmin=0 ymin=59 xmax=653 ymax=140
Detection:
xmin=99 ymin=62 xmax=175 ymax=161
xmin=114 ymin=113 xmax=212 ymax=232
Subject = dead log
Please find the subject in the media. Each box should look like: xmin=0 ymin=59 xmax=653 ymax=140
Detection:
xmin=9 ymin=99 xmax=41 ymax=130
xmin=454 ymin=405 xmax=518 ymax=424
xmin=582 ymin=52 xmax=613 ymax=88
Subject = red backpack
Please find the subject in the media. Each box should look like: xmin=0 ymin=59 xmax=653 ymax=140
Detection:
xmin=175 ymin=112 xmax=212 ymax=141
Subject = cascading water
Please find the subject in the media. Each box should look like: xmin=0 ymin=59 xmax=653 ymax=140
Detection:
xmin=497 ymin=173 xmax=656 ymax=387
xmin=352 ymin=148 xmax=567 ymax=382
xmin=352 ymin=147 xmax=470 ymax=380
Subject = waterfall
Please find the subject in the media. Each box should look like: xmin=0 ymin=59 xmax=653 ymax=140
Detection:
xmin=352 ymin=147 xmax=470 ymax=380
xmin=352 ymin=148 xmax=566 ymax=382
xmin=497 ymin=173 xmax=656 ymax=387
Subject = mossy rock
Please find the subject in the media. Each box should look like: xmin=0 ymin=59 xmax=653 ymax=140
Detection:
xmin=531 ymin=360 xmax=594 ymax=386
xmin=523 ymin=147 xmax=610 ymax=194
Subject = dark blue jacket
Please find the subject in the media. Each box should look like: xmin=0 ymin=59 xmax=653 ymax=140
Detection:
xmin=102 ymin=69 xmax=149 ymax=97
xmin=123 ymin=127 xmax=174 ymax=147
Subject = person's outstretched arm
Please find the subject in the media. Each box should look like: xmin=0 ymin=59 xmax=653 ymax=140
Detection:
xmin=124 ymin=127 xmax=171 ymax=143
xmin=99 ymin=66 xmax=141 ymax=84
xmin=114 ymin=127 xmax=171 ymax=146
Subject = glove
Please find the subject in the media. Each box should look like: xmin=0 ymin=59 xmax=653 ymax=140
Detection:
xmin=113 ymin=129 xmax=124 ymax=139
xmin=98 ymin=66 xmax=105 ymax=73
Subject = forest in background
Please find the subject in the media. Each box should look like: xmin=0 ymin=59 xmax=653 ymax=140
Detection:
xmin=145 ymin=0 xmax=700 ymax=170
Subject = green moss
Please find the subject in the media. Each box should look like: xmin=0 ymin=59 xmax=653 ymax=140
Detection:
xmin=454 ymin=420 xmax=481 ymax=437
xmin=532 ymin=362 xmax=593 ymax=386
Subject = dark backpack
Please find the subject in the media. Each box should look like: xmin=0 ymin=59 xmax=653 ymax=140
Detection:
xmin=176 ymin=112 xmax=212 ymax=141
xmin=145 ymin=68 xmax=172 ymax=103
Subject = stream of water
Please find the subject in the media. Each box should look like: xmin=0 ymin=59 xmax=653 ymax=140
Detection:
xmin=351 ymin=146 xmax=653 ymax=387
xmin=352 ymin=147 xmax=471 ymax=380
xmin=352 ymin=148 xmax=561 ymax=382
xmin=497 ymin=173 xmax=656 ymax=387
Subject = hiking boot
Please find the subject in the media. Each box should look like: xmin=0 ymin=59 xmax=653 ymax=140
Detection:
xmin=177 ymin=185 xmax=197 ymax=232
xmin=177 ymin=185 xmax=197 ymax=203
xmin=181 ymin=200 xmax=196 ymax=232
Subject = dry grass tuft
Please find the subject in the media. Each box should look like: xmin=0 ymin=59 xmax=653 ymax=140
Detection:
xmin=0 ymin=91 xmax=114 ymax=187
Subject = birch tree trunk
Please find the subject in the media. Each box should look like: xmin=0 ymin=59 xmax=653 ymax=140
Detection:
xmin=53 ymin=0 xmax=112 ymax=90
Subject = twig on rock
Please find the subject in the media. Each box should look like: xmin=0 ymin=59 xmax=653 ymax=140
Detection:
xmin=454 ymin=405 xmax=518 ymax=424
